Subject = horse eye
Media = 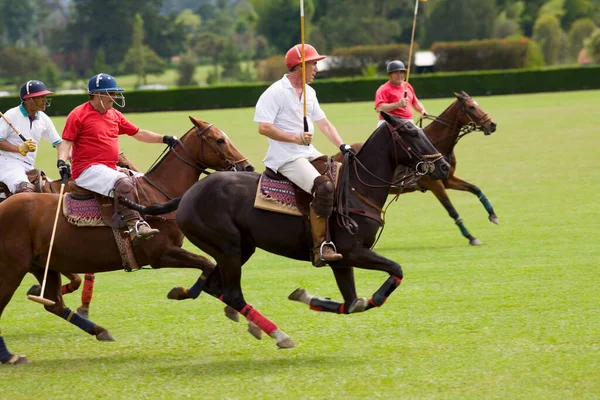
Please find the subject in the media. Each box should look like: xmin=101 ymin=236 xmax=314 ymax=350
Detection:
xmin=216 ymin=138 xmax=225 ymax=144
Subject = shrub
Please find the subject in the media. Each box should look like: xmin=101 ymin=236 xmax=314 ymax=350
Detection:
xmin=256 ymin=56 xmax=287 ymax=82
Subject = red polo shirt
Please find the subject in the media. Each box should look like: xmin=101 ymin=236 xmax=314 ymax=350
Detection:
xmin=375 ymin=81 xmax=419 ymax=120
xmin=62 ymin=102 xmax=139 ymax=179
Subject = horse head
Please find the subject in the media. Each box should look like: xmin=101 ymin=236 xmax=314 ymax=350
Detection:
xmin=454 ymin=91 xmax=497 ymax=135
xmin=185 ymin=117 xmax=255 ymax=172
xmin=381 ymin=112 xmax=450 ymax=181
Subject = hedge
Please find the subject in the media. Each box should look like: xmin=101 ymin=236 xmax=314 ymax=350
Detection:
xmin=1 ymin=65 xmax=598 ymax=117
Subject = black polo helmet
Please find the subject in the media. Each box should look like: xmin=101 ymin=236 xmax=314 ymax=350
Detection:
xmin=386 ymin=60 xmax=407 ymax=74
xmin=19 ymin=80 xmax=53 ymax=102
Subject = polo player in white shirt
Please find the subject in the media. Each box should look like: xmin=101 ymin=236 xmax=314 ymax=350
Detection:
xmin=0 ymin=80 xmax=68 ymax=193
xmin=253 ymin=44 xmax=355 ymax=267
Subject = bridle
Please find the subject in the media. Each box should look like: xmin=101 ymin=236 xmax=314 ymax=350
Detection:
xmin=143 ymin=123 xmax=248 ymax=199
xmin=419 ymin=97 xmax=493 ymax=147
xmin=336 ymin=120 xmax=443 ymax=234
xmin=167 ymin=124 xmax=248 ymax=172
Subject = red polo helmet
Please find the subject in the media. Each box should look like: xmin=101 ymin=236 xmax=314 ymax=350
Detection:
xmin=285 ymin=44 xmax=326 ymax=71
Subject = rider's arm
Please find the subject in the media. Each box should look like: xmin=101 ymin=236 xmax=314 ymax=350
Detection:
xmin=57 ymin=140 xmax=72 ymax=161
xmin=315 ymin=118 xmax=343 ymax=148
xmin=375 ymin=101 xmax=404 ymax=113
xmin=258 ymin=122 xmax=302 ymax=145
xmin=131 ymin=129 xmax=164 ymax=143
xmin=0 ymin=140 xmax=20 ymax=153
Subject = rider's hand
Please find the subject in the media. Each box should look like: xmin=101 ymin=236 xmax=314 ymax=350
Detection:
xmin=57 ymin=159 xmax=71 ymax=183
xmin=339 ymin=144 xmax=356 ymax=156
xmin=162 ymin=135 xmax=178 ymax=147
xmin=398 ymin=98 xmax=409 ymax=108
xmin=298 ymin=131 xmax=312 ymax=145
xmin=421 ymin=109 xmax=428 ymax=118
xmin=17 ymin=139 xmax=37 ymax=156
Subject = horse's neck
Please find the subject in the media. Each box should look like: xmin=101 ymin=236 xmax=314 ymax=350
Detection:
xmin=425 ymin=101 xmax=462 ymax=156
xmin=349 ymin=128 xmax=396 ymax=209
xmin=143 ymin=152 xmax=202 ymax=199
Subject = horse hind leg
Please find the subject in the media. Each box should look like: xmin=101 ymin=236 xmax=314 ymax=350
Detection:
xmin=444 ymin=175 xmax=499 ymax=225
xmin=30 ymin=269 xmax=114 ymax=342
xmin=0 ymin=269 xmax=31 ymax=364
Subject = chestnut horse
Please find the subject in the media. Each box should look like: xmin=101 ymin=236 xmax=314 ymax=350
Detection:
xmin=122 ymin=112 xmax=451 ymax=348
xmin=335 ymin=91 xmax=498 ymax=245
xmin=0 ymin=116 xmax=253 ymax=365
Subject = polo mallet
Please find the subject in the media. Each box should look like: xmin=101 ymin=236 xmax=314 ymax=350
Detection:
xmin=406 ymin=0 xmax=427 ymax=83
xmin=0 ymin=110 xmax=28 ymax=142
xmin=27 ymin=182 xmax=65 ymax=306
xmin=300 ymin=0 xmax=309 ymax=139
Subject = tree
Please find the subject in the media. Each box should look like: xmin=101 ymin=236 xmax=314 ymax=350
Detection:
xmin=93 ymin=48 xmax=108 ymax=74
xmin=1 ymin=0 xmax=35 ymax=46
xmin=220 ymin=38 xmax=241 ymax=79
xmin=568 ymin=18 xmax=597 ymax=59
xmin=0 ymin=47 xmax=56 ymax=85
xmin=131 ymin=13 xmax=146 ymax=86
xmin=562 ymin=0 xmax=595 ymax=30
xmin=176 ymin=51 xmax=197 ymax=86
xmin=533 ymin=14 xmax=564 ymax=65
xmin=584 ymin=28 xmax=600 ymax=63
xmin=425 ymin=0 xmax=496 ymax=47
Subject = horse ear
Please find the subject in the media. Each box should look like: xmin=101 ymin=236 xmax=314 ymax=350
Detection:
xmin=453 ymin=92 xmax=461 ymax=99
xmin=380 ymin=111 xmax=393 ymax=124
xmin=189 ymin=116 xmax=201 ymax=127
xmin=461 ymin=90 xmax=469 ymax=97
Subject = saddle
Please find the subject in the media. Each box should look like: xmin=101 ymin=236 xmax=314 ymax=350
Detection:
xmin=254 ymin=156 xmax=341 ymax=217
xmin=61 ymin=176 xmax=142 ymax=271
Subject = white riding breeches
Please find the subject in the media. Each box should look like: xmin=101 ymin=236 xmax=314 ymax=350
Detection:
xmin=75 ymin=164 xmax=129 ymax=197
xmin=0 ymin=157 xmax=33 ymax=193
xmin=277 ymin=155 xmax=323 ymax=194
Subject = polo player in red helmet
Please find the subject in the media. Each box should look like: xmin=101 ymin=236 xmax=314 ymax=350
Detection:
xmin=254 ymin=44 xmax=355 ymax=267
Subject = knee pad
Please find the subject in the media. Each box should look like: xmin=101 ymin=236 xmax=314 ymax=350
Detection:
xmin=310 ymin=176 xmax=334 ymax=217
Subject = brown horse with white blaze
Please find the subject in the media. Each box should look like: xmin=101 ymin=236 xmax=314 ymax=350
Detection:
xmin=0 ymin=116 xmax=253 ymax=365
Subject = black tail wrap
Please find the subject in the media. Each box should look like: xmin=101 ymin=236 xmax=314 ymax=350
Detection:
xmin=119 ymin=196 xmax=182 ymax=215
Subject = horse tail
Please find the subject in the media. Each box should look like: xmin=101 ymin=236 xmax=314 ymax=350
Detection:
xmin=119 ymin=196 xmax=182 ymax=215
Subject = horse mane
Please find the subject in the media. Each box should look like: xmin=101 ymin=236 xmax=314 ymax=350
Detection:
xmin=145 ymin=127 xmax=194 ymax=175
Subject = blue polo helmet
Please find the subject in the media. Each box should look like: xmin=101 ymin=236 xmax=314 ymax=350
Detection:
xmin=20 ymin=80 xmax=53 ymax=101
xmin=88 ymin=73 xmax=125 ymax=93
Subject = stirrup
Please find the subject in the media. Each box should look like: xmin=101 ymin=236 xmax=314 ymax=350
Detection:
xmin=319 ymin=241 xmax=337 ymax=258
xmin=126 ymin=220 xmax=154 ymax=239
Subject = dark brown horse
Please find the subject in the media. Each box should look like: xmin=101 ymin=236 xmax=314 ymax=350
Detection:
xmin=335 ymin=91 xmax=498 ymax=245
xmin=0 ymin=117 xmax=253 ymax=365
xmin=122 ymin=112 xmax=451 ymax=348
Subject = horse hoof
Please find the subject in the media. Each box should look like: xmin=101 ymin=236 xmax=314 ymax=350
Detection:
xmin=349 ymin=297 xmax=369 ymax=313
xmin=469 ymin=238 xmax=483 ymax=246
xmin=167 ymin=287 xmax=189 ymax=300
xmin=27 ymin=285 xmax=41 ymax=297
xmin=6 ymin=354 xmax=30 ymax=365
xmin=247 ymin=322 xmax=263 ymax=340
xmin=288 ymin=288 xmax=312 ymax=304
xmin=223 ymin=305 xmax=239 ymax=322
xmin=489 ymin=215 xmax=499 ymax=225
xmin=96 ymin=329 xmax=115 ymax=342
xmin=76 ymin=307 xmax=89 ymax=320
xmin=276 ymin=337 xmax=296 ymax=349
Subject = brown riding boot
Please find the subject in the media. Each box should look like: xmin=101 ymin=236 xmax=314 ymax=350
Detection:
xmin=14 ymin=182 xmax=36 ymax=194
xmin=114 ymin=178 xmax=159 ymax=243
xmin=310 ymin=208 xmax=343 ymax=267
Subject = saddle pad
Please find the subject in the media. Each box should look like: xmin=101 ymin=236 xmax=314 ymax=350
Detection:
xmin=254 ymin=161 xmax=341 ymax=216
xmin=62 ymin=193 xmax=105 ymax=227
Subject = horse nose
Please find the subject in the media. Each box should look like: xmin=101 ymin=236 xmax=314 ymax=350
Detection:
xmin=245 ymin=164 xmax=255 ymax=172
xmin=490 ymin=122 xmax=497 ymax=132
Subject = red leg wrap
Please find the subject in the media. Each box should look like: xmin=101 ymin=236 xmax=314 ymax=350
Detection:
xmin=240 ymin=304 xmax=277 ymax=335
xmin=81 ymin=273 xmax=95 ymax=304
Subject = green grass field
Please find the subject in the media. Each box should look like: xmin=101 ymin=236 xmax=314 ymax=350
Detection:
xmin=1 ymin=90 xmax=599 ymax=399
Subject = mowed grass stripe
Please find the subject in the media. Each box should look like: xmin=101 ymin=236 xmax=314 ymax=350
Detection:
xmin=0 ymin=90 xmax=598 ymax=399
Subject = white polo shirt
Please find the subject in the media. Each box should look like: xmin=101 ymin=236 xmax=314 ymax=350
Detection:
xmin=0 ymin=104 xmax=61 ymax=167
xmin=254 ymin=74 xmax=326 ymax=172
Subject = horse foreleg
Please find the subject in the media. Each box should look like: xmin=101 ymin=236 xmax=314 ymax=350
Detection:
xmin=76 ymin=273 xmax=95 ymax=319
xmin=344 ymin=247 xmax=404 ymax=313
xmin=31 ymin=269 xmax=113 ymax=341
xmin=288 ymin=266 xmax=363 ymax=315
xmin=61 ymin=272 xmax=82 ymax=295
xmin=428 ymin=180 xmax=482 ymax=246
xmin=444 ymin=175 xmax=498 ymax=225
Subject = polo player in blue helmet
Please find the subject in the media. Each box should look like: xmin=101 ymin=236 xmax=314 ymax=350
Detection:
xmin=0 ymin=80 xmax=68 ymax=194
xmin=57 ymin=73 xmax=178 ymax=243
